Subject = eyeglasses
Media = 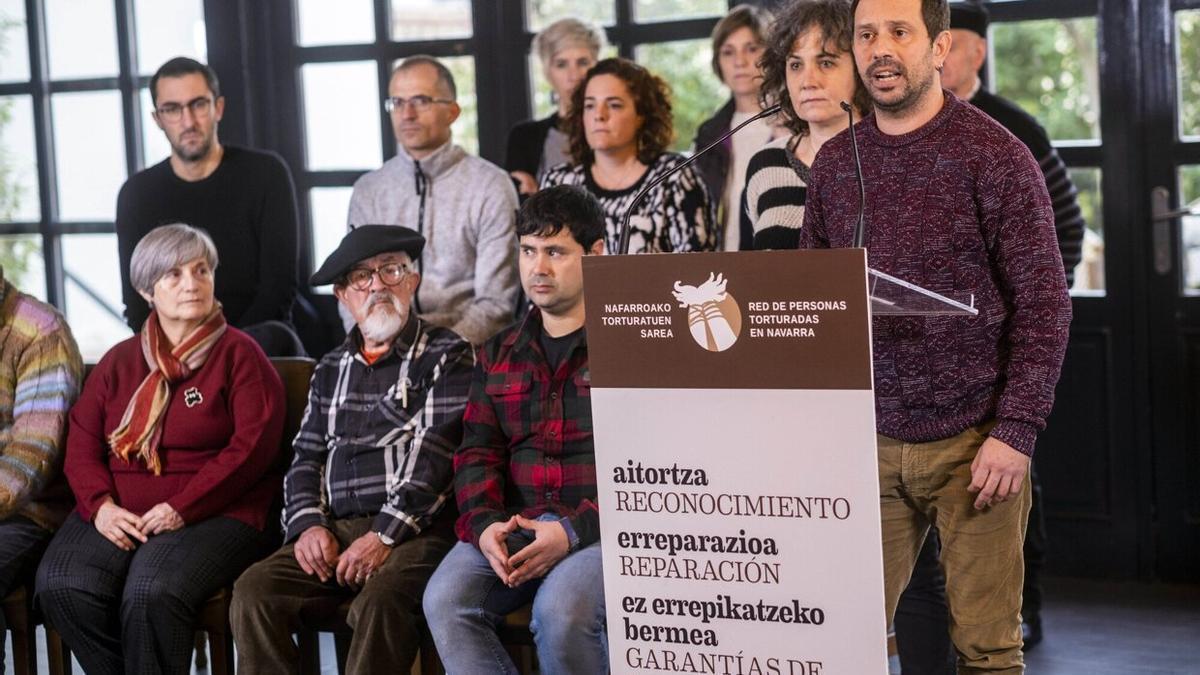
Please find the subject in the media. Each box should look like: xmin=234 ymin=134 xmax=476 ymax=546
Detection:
xmin=383 ymin=95 xmax=453 ymax=113
xmin=344 ymin=263 xmax=412 ymax=291
xmin=154 ymin=96 xmax=214 ymax=123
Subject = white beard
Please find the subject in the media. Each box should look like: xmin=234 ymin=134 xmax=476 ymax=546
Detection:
xmin=358 ymin=293 xmax=407 ymax=343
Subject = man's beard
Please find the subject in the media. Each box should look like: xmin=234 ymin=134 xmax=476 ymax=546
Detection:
xmin=865 ymin=56 xmax=936 ymax=115
xmin=359 ymin=292 xmax=408 ymax=343
xmin=171 ymin=129 xmax=214 ymax=162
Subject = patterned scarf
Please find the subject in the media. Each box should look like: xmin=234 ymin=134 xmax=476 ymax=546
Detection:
xmin=108 ymin=304 xmax=227 ymax=475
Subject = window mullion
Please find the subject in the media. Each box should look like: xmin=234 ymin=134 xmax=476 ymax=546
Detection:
xmin=25 ymin=0 xmax=64 ymax=307
xmin=115 ymin=0 xmax=144 ymax=177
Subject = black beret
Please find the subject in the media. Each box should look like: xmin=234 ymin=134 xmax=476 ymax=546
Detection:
xmin=950 ymin=2 xmax=989 ymax=38
xmin=310 ymin=225 xmax=424 ymax=286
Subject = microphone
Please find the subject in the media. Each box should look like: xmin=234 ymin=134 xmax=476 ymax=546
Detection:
xmin=617 ymin=103 xmax=783 ymax=255
xmin=840 ymin=101 xmax=867 ymax=249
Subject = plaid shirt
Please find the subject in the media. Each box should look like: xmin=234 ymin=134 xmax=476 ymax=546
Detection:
xmin=454 ymin=308 xmax=598 ymax=548
xmin=283 ymin=317 xmax=473 ymax=544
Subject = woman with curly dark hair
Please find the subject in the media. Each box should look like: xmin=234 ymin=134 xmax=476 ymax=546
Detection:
xmin=742 ymin=0 xmax=870 ymax=250
xmin=540 ymin=57 xmax=715 ymax=254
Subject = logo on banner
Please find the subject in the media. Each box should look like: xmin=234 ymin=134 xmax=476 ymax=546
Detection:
xmin=672 ymin=272 xmax=743 ymax=352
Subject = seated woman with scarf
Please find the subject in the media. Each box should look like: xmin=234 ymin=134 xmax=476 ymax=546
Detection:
xmin=36 ymin=223 xmax=285 ymax=675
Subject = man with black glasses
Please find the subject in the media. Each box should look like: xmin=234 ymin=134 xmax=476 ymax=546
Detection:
xmin=346 ymin=55 xmax=519 ymax=345
xmin=231 ymin=225 xmax=473 ymax=674
xmin=116 ymin=57 xmax=304 ymax=356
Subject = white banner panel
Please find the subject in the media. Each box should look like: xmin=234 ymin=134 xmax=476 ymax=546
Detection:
xmin=593 ymin=387 xmax=887 ymax=674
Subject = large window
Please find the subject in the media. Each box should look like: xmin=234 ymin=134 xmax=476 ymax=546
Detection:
xmin=990 ymin=14 xmax=1104 ymax=294
xmin=0 ymin=0 xmax=206 ymax=360
xmin=526 ymin=1 xmax=727 ymax=153
xmin=293 ymin=0 xmax=481 ymax=274
xmin=1176 ymin=9 xmax=1200 ymax=293
xmin=296 ymin=0 xmax=730 ymax=279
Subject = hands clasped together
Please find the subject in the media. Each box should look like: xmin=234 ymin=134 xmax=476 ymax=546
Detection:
xmin=293 ymin=525 xmax=393 ymax=590
xmin=478 ymin=515 xmax=570 ymax=588
xmin=93 ymin=499 xmax=185 ymax=551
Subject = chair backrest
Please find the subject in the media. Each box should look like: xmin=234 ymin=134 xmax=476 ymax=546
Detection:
xmin=270 ymin=357 xmax=316 ymax=448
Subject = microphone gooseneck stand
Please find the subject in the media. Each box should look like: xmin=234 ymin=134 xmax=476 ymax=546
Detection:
xmin=616 ymin=103 xmax=783 ymax=255
xmin=839 ymin=101 xmax=868 ymax=249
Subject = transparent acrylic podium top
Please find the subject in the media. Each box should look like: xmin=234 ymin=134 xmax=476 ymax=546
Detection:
xmin=869 ymin=268 xmax=978 ymax=316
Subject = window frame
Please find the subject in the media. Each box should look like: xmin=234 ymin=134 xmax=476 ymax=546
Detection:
xmin=0 ymin=0 xmax=164 ymax=317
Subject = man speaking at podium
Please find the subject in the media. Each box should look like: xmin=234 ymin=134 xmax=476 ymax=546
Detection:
xmin=799 ymin=0 xmax=1071 ymax=671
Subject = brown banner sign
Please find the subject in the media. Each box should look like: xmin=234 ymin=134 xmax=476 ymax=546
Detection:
xmin=583 ymin=249 xmax=872 ymax=390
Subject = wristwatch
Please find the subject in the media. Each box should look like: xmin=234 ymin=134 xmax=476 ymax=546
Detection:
xmin=375 ymin=531 xmax=396 ymax=548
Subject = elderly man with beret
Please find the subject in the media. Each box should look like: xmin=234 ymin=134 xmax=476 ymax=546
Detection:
xmin=230 ymin=225 xmax=474 ymax=674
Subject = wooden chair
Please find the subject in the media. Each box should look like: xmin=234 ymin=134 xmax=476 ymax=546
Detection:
xmin=2 ymin=584 xmax=72 ymax=675
xmin=192 ymin=356 xmax=317 ymax=675
xmin=294 ymin=599 xmax=443 ymax=675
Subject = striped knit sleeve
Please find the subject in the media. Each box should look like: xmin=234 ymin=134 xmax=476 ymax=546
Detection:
xmin=745 ymin=144 xmax=808 ymax=250
xmin=0 ymin=311 xmax=83 ymax=520
xmin=1039 ymin=147 xmax=1086 ymax=287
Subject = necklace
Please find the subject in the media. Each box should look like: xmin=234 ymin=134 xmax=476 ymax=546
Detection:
xmin=592 ymin=156 xmax=644 ymax=191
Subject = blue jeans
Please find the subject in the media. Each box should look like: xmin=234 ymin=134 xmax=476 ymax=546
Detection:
xmin=423 ymin=536 xmax=607 ymax=675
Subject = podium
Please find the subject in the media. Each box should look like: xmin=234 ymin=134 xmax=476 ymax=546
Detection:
xmin=582 ymin=248 xmax=974 ymax=674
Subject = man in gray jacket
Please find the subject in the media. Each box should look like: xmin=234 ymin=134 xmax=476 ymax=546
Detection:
xmin=346 ymin=55 xmax=519 ymax=344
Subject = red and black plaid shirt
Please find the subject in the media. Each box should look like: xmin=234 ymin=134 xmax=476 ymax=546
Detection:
xmin=454 ymin=308 xmax=598 ymax=548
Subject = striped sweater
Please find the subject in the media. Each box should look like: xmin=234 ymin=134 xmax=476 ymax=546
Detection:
xmin=741 ymin=135 xmax=811 ymax=250
xmin=0 ymin=273 xmax=83 ymax=530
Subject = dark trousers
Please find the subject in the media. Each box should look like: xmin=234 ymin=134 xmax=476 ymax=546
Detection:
xmin=0 ymin=516 xmax=53 ymax=671
xmin=230 ymin=510 xmax=456 ymax=675
xmin=894 ymin=466 xmax=1047 ymax=674
xmin=35 ymin=512 xmax=275 ymax=675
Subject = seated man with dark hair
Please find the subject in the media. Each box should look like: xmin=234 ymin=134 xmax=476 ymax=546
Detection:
xmin=230 ymin=225 xmax=474 ymax=674
xmin=423 ymin=185 xmax=608 ymax=674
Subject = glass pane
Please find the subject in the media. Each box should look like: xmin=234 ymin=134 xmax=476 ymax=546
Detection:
xmin=635 ymin=39 xmax=723 ymax=153
xmin=0 ymin=0 xmax=30 ymax=83
xmin=134 ymin=0 xmax=206 ymax=76
xmin=52 ymin=91 xmax=126 ymax=221
xmin=140 ymin=87 xmax=171 ymax=167
xmin=0 ymin=234 xmax=45 ymax=300
xmin=1179 ymin=165 xmax=1200 ymax=294
xmin=991 ymin=18 xmax=1100 ymax=142
xmin=390 ymin=0 xmax=472 ymax=41
xmin=1068 ymin=167 xmax=1104 ymax=294
xmin=527 ymin=0 xmax=613 ymax=31
xmin=0 ymin=96 xmax=41 ymax=222
xmin=1177 ymin=11 xmax=1200 ymax=139
xmin=62 ymin=233 xmax=133 ymax=361
xmin=444 ymin=55 xmax=478 ymax=156
xmin=309 ymin=187 xmax=353 ymax=281
xmin=297 ymin=0 xmax=374 ymax=47
xmin=635 ymin=0 xmax=725 ymax=23
xmin=301 ymin=61 xmax=382 ymax=170
xmin=45 ymin=0 xmax=119 ymax=80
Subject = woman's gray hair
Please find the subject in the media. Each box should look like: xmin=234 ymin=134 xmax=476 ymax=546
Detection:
xmin=533 ymin=17 xmax=607 ymax=69
xmin=129 ymin=223 xmax=219 ymax=297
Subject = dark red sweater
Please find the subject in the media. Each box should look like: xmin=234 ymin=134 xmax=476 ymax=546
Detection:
xmin=801 ymin=93 xmax=1071 ymax=456
xmin=65 ymin=328 xmax=285 ymax=529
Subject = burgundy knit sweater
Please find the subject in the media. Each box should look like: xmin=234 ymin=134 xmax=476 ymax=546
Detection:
xmin=800 ymin=92 xmax=1071 ymax=456
xmin=65 ymin=329 xmax=285 ymax=529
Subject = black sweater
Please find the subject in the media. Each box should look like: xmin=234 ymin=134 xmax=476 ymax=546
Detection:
xmin=970 ymin=89 xmax=1086 ymax=286
xmin=115 ymin=146 xmax=301 ymax=331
